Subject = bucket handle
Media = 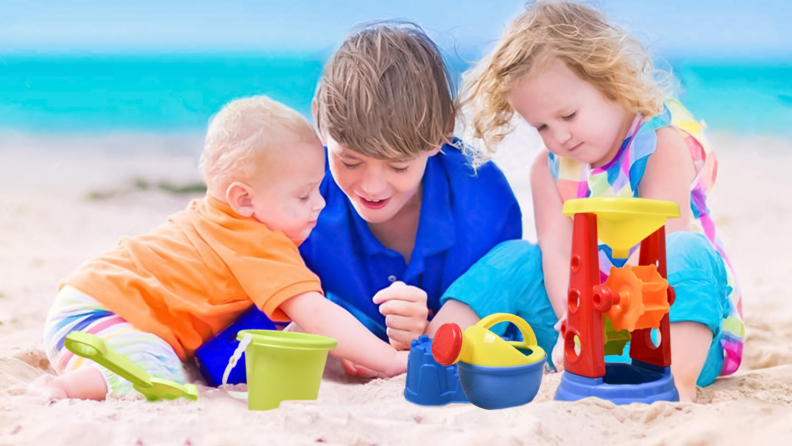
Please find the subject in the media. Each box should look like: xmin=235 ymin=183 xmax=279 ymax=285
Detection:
xmin=220 ymin=332 xmax=252 ymax=400
xmin=478 ymin=313 xmax=545 ymax=363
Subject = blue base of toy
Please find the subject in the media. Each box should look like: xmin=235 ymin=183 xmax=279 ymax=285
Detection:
xmin=404 ymin=335 xmax=469 ymax=406
xmin=457 ymin=356 xmax=545 ymax=410
xmin=194 ymin=307 xmax=277 ymax=387
xmin=554 ymin=361 xmax=679 ymax=405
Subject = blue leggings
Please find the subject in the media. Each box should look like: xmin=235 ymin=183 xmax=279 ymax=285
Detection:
xmin=440 ymin=232 xmax=731 ymax=387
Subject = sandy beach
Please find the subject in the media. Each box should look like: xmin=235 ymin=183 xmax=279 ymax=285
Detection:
xmin=1 ymin=128 xmax=791 ymax=446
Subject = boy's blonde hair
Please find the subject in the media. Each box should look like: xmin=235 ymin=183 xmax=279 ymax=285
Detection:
xmin=314 ymin=21 xmax=455 ymax=160
xmin=200 ymin=96 xmax=318 ymax=198
xmin=463 ymin=1 xmax=665 ymax=154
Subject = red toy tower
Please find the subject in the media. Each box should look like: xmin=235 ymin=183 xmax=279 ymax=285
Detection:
xmin=555 ymin=197 xmax=681 ymax=404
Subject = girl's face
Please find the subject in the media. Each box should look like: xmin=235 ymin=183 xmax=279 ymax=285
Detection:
xmin=325 ymin=135 xmax=438 ymax=224
xmin=507 ymin=58 xmax=634 ymax=167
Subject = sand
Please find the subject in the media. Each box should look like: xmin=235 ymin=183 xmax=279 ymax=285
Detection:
xmin=1 ymin=128 xmax=791 ymax=446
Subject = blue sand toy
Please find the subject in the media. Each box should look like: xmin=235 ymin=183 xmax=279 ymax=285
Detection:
xmin=555 ymin=361 xmax=679 ymax=404
xmin=457 ymin=359 xmax=544 ymax=410
xmin=404 ymin=335 xmax=469 ymax=406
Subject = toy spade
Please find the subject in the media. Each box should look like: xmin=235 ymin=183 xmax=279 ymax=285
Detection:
xmin=64 ymin=331 xmax=199 ymax=401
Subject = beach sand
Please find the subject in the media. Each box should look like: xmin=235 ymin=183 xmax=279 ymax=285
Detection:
xmin=1 ymin=128 xmax=791 ymax=446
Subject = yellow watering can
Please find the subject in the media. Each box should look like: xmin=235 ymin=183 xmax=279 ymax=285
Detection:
xmin=432 ymin=313 xmax=545 ymax=367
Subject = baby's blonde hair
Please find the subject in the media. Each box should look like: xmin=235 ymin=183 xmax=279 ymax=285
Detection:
xmin=463 ymin=0 xmax=665 ymax=154
xmin=200 ymin=95 xmax=318 ymax=199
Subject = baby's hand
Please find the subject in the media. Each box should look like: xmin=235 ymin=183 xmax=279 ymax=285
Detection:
xmin=373 ymin=281 xmax=429 ymax=351
xmin=341 ymin=351 xmax=408 ymax=378
xmin=341 ymin=359 xmax=379 ymax=378
xmin=384 ymin=350 xmax=409 ymax=377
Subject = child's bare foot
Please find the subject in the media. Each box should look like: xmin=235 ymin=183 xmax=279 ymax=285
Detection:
xmin=27 ymin=374 xmax=68 ymax=400
xmin=27 ymin=367 xmax=107 ymax=401
xmin=676 ymin=382 xmax=698 ymax=403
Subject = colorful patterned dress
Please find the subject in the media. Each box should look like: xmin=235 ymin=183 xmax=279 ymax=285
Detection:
xmin=547 ymin=99 xmax=743 ymax=376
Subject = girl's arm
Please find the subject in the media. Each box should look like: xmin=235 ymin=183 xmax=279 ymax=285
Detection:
xmin=279 ymin=291 xmax=408 ymax=377
xmin=639 ymin=127 xmax=696 ymax=233
xmin=530 ymin=150 xmax=572 ymax=319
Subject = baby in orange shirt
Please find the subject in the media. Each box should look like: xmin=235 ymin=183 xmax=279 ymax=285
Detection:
xmin=32 ymin=95 xmax=408 ymax=400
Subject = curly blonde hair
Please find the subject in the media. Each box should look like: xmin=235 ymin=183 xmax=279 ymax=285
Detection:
xmin=314 ymin=21 xmax=455 ymax=160
xmin=462 ymin=1 xmax=666 ymax=155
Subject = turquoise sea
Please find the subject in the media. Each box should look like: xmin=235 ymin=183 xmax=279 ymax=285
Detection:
xmin=1 ymin=53 xmax=790 ymax=137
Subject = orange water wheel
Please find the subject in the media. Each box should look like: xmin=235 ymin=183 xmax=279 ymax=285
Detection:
xmin=601 ymin=264 xmax=670 ymax=332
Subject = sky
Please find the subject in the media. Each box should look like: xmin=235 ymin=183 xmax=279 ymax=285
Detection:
xmin=1 ymin=0 xmax=790 ymax=60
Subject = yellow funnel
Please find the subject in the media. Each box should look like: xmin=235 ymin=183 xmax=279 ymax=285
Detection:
xmin=563 ymin=197 xmax=680 ymax=258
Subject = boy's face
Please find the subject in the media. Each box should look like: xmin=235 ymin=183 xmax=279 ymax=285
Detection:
xmin=507 ymin=58 xmax=632 ymax=168
xmin=248 ymin=141 xmax=326 ymax=245
xmin=325 ymin=135 xmax=438 ymax=225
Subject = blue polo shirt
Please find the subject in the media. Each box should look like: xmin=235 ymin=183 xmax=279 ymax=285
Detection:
xmin=299 ymin=142 xmax=522 ymax=340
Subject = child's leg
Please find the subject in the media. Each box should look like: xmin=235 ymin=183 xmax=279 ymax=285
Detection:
xmin=670 ymin=322 xmax=713 ymax=402
xmin=33 ymin=286 xmax=187 ymax=400
xmin=437 ymin=240 xmax=558 ymax=359
xmin=666 ymin=232 xmax=731 ymax=402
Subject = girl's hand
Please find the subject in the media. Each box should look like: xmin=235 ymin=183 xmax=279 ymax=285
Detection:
xmin=552 ymin=333 xmax=566 ymax=372
xmin=373 ymin=281 xmax=429 ymax=351
xmin=552 ymin=318 xmax=566 ymax=372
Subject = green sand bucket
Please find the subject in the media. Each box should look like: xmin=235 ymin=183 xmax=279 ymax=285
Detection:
xmin=222 ymin=329 xmax=336 ymax=411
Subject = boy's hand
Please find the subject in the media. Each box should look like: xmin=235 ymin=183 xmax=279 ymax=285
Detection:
xmin=373 ymin=282 xmax=429 ymax=351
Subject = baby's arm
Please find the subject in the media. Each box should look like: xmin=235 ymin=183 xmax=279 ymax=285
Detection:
xmin=279 ymin=291 xmax=407 ymax=377
xmin=639 ymin=127 xmax=696 ymax=232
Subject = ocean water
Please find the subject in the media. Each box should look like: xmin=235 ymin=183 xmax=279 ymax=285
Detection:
xmin=1 ymin=53 xmax=790 ymax=138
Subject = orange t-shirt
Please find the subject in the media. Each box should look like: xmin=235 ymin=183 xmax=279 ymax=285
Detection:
xmin=61 ymin=196 xmax=322 ymax=360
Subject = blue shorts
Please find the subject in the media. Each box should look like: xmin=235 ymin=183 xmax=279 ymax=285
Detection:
xmin=441 ymin=233 xmax=731 ymax=387
xmin=440 ymin=240 xmax=559 ymax=363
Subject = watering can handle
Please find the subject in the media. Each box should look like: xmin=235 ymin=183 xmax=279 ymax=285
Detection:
xmin=221 ymin=332 xmax=252 ymax=400
xmin=478 ymin=313 xmax=539 ymax=349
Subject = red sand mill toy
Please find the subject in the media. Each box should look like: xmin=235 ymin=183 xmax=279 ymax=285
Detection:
xmin=554 ymin=197 xmax=681 ymax=404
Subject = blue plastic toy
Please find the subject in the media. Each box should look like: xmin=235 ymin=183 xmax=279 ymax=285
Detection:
xmin=555 ymin=360 xmax=678 ymax=404
xmin=432 ymin=314 xmax=546 ymax=410
xmin=404 ymin=335 xmax=469 ymax=406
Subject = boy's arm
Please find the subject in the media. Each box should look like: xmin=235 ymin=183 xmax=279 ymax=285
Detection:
xmin=639 ymin=127 xmax=695 ymax=233
xmin=279 ymin=291 xmax=408 ymax=377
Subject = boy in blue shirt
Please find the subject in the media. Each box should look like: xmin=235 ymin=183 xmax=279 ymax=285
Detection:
xmin=199 ymin=22 xmax=556 ymax=380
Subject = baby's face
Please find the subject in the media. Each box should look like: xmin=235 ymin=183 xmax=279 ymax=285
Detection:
xmin=248 ymin=141 xmax=326 ymax=245
xmin=507 ymin=58 xmax=633 ymax=168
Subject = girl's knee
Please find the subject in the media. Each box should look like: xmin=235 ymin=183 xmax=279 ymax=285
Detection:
xmin=488 ymin=240 xmax=542 ymax=268
xmin=667 ymin=232 xmax=721 ymax=272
